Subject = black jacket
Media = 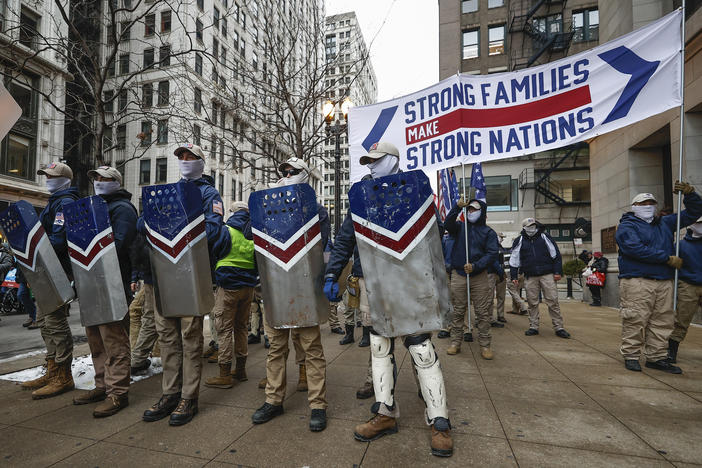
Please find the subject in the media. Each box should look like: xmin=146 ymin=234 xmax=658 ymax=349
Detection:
xmin=444 ymin=199 xmax=499 ymax=277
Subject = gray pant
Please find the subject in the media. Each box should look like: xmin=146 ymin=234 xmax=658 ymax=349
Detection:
xmin=131 ymin=284 xmax=158 ymax=366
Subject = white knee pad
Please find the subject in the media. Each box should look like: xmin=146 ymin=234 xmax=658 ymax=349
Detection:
xmin=408 ymin=339 xmax=448 ymax=423
xmin=370 ymin=334 xmax=395 ymax=408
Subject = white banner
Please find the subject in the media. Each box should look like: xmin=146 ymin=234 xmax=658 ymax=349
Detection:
xmin=348 ymin=9 xmax=682 ymax=182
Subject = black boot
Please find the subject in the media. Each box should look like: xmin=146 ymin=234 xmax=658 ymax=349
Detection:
xmin=248 ymin=333 xmax=261 ymax=344
xmin=358 ymin=326 xmax=370 ymax=347
xmin=340 ymin=324 xmax=355 ymax=345
xmin=143 ymin=393 xmax=181 ymax=422
xmin=668 ymin=338 xmax=680 ymax=363
xmin=169 ymin=398 xmax=198 ymax=426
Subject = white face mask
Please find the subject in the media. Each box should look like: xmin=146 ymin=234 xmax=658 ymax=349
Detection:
xmin=279 ymin=170 xmax=309 ymax=186
xmin=632 ymin=205 xmax=656 ymax=223
xmin=467 ymin=210 xmax=481 ymax=224
xmin=690 ymin=223 xmax=702 ymax=238
xmin=367 ymin=154 xmax=399 ymax=179
xmin=46 ymin=177 xmax=71 ymax=194
xmin=94 ymin=180 xmax=120 ymax=196
xmin=179 ymin=159 xmax=205 ymax=180
xmin=524 ymin=225 xmax=538 ymax=237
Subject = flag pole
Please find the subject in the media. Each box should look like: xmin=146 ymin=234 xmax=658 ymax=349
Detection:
xmin=674 ymin=3 xmax=686 ymax=314
xmin=461 ymin=163 xmax=472 ymax=334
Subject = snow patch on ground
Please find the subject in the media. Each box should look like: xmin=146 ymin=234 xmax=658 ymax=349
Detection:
xmin=0 ymin=355 xmax=163 ymax=389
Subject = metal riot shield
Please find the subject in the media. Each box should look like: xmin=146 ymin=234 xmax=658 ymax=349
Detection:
xmin=64 ymin=196 xmax=128 ymax=327
xmin=348 ymin=170 xmax=451 ymax=337
xmin=0 ymin=201 xmax=74 ymax=317
xmin=249 ymin=183 xmax=328 ymax=328
xmin=142 ymin=183 xmax=214 ymax=318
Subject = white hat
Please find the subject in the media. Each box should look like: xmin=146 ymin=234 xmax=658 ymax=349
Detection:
xmin=174 ymin=143 xmax=206 ymax=160
xmin=37 ymin=162 xmax=73 ymax=179
xmin=87 ymin=166 xmax=122 ymax=184
xmin=359 ymin=141 xmax=400 ymax=165
xmin=230 ymin=201 xmax=249 ymax=213
xmin=632 ymin=193 xmax=657 ymax=204
xmin=522 ymin=217 xmax=536 ymax=227
xmin=278 ymin=157 xmax=310 ymax=175
xmin=468 ymin=200 xmax=481 ymax=210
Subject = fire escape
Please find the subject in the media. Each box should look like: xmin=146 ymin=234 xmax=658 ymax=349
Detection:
xmin=518 ymin=143 xmax=589 ymax=206
xmin=508 ymin=0 xmax=575 ymax=70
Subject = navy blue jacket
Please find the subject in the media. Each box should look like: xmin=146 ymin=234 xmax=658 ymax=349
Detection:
xmin=101 ymin=189 xmax=137 ymax=294
xmin=616 ymin=192 xmax=702 ymax=280
xmin=39 ymin=187 xmax=80 ymax=278
xmin=215 ymin=210 xmax=259 ymax=290
xmin=442 ymin=233 xmax=455 ymax=272
xmin=188 ymin=176 xmax=230 ymax=266
xmin=679 ymin=231 xmax=702 ymax=285
xmin=509 ymin=225 xmax=563 ymax=279
xmin=444 ymin=200 xmax=498 ymax=277
xmin=317 ymin=204 xmax=331 ymax=254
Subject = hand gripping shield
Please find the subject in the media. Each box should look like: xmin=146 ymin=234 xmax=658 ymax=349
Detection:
xmin=0 ymin=201 xmax=73 ymax=317
xmin=64 ymin=196 xmax=128 ymax=327
xmin=142 ymin=183 xmax=214 ymax=317
xmin=249 ymin=184 xmax=328 ymax=328
xmin=349 ymin=170 xmax=451 ymax=337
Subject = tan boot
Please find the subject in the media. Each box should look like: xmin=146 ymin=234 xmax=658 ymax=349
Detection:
xmin=207 ymin=350 xmax=219 ymax=363
xmin=205 ymin=363 xmax=233 ymax=389
xmin=21 ymin=358 xmax=56 ymax=390
xmin=73 ymin=387 xmax=106 ymax=405
xmin=481 ymin=347 xmax=494 ymax=360
xmin=258 ymin=377 xmax=267 ymax=389
xmin=231 ymin=356 xmax=248 ymax=381
xmin=32 ymin=359 xmax=74 ymax=400
xmin=93 ymin=393 xmax=129 ymax=418
xmin=296 ymin=363 xmax=307 ymax=392
xmin=446 ymin=344 xmax=460 ymax=355
xmin=430 ymin=423 xmax=453 ymax=457
xmin=353 ymin=414 xmax=398 ymax=441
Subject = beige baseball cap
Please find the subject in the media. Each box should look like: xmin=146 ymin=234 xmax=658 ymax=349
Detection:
xmin=174 ymin=143 xmax=206 ymax=160
xmin=359 ymin=141 xmax=400 ymax=165
xmin=277 ymin=157 xmax=310 ymax=175
xmin=522 ymin=217 xmax=537 ymax=227
xmin=632 ymin=193 xmax=657 ymax=204
xmin=231 ymin=201 xmax=249 ymax=213
xmin=468 ymin=200 xmax=481 ymax=210
xmin=37 ymin=162 xmax=73 ymax=179
xmin=87 ymin=166 xmax=122 ymax=184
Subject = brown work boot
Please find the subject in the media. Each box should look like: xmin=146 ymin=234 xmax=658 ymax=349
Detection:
xmin=202 ymin=343 xmax=216 ymax=358
xmin=296 ymin=364 xmax=308 ymax=392
xmin=356 ymin=381 xmax=374 ymax=399
xmin=73 ymin=387 xmax=106 ymax=405
xmin=205 ymin=363 xmax=233 ymax=389
xmin=207 ymin=350 xmax=219 ymax=363
xmin=232 ymin=356 xmax=248 ymax=381
xmin=481 ymin=347 xmax=494 ymax=360
xmin=353 ymin=414 xmax=398 ymax=441
xmin=430 ymin=420 xmax=453 ymax=457
xmin=32 ymin=359 xmax=74 ymax=400
xmin=446 ymin=344 xmax=460 ymax=355
xmin=258 ymin=377 xmax=267 ymax=389
xmin=21 ymin=358 xmax=56 ymax=390
xmin=93 ymin=393 xmax=129 ymax=418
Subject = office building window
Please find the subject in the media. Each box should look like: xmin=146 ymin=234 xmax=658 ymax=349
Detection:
xmin=252 ymin=51 xmax=258 ymax=70
xmin=213 ymin=37 xmax=219 ymax=60
xmin=0 ymin=80 xmax=37 ymax=180
xmin=196 ymin=0 xmax=203 ymax=11
xmin=161 ymin=10 xmax=171 ymax=32
xmin=194 ymin=87 xmax=202 ymax=113
xmin=142 ymin=83 xmax=153 ymax=108
xmin=462 ymin=28 xmax=479 ymax=59
xmin=533 ymin=14 xmax=562 ymax=37
xmin=145 ymin=13 xmax=155 ymax=36
xmin=484 ymin=175 xmax=514 ymax=212
xmin=118 ymin=89 xmax=128 ymax=112
xmin=222 ymin=18 xmax=227 ymax=37
xmin=157 ymin=80 xmax=169 ymax=105
xmin=120 ymin=21 xmax=130 ymax=41
xmin=19 ymin=7 xmax=40 ymax=50
xmin=195 ymin=52 xmax=202 ymax=75
xmin=116 ymin=124 xmax=127 ymax=149
xmin=139 ymin=159 xmax=151 ymax=184
xmin=488 ymin=24 xmax=505 ymax=55
xmin=156 ymin=157 xmax=167 ymax=183
xmin=159 ymin=44 xmax=170 ymax=66
xmin=193 ymin=124 xmax=201 ymax=145
xmin=213 ymin=7 xmax=219 ymax=29
xmin=157 ymin=119 xmax=168 ymax=144
xmin=218 ymin=173 xmax=224 ymax=194
xmin=488 ymin=0 xmax=504 ymax=7
xmin=573 ymin=8 xmax=599 ymax=42
xmin=240 ymin=39 xmax=245 ymax=57
xmin=195 ymin=19 xmax=203 ymax=42
xmin=119 ymin=53 xmax=129 ymax=74
xmin=104 ymin=90 xmax=114 ymax=113
xmin=461 ymin=0 xmax=478 ymax=14
xmin=143 ymin=48 xmax=154 ymax=68
xmin=140 ymin=121 xmax=152 ymax=146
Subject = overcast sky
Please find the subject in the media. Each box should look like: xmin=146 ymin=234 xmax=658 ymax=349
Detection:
xmin=325 ymin=0 xmax=439 ymax=103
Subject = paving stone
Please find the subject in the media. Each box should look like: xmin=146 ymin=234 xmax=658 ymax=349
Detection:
xmin=0 ymin=386 xmax=74 ymax=425
xmin=619 ymin=415 xmax=702 ymax=464
xmin=284 ymin=383 xmax=370 ymax=420
xmin=552 ymin=362 xmax=671 ymax=389
xmin=510 ymin=440 xmax=671 ymax=467
xmin=483 ymin=375 xmax=600 ymax=410
xmin=0 ymin=426 xmax=95 ymax=467
xmin=52 ymin=441 xmax=207 ymax=467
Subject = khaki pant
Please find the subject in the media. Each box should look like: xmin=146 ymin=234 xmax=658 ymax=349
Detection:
xmin=86 ymin=321 xmax=130 ymax=396
xmin=154 ymin=311 xmax=204 ymax=399
xmin=358 ymin=277 xmax=371 ymax=326
xmin=507 ymin=276 xmax=527 ymax=313
xmin=263 ymin=317 xmax=327 ymax=409
xmin=40 ymin=304 xmax=73 ymax=365
xmin=129 ymin=287 xmax=145 ymax=349
xmin=213 ymin=286 xmax=254 ymax=364
xmin=493 ymin=275 xmax=506 ymax=319
xmin=329 ymin=291 xmax=356 ymax=328
xmin=620 ymin=277 xmax=674 ymax=361
xmin=450 ymin=271 xmax=492 ymax=347
xmin=525 ymin=275 xmax=564 ymax=331
xmin=131 ymin=284 xmax=159 ymax=366
xmin=671 ymin=280 xmax=702 ymax=343
xmin=250 ymin=300 xmax=262 ymax=335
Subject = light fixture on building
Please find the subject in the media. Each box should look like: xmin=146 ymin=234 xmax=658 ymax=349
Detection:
xmin=324 ymin=97 xmax=353 ymax=237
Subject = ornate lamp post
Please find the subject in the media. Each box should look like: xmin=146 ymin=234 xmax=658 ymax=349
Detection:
xmin=323 ymin=98 xmax=353 ymax=237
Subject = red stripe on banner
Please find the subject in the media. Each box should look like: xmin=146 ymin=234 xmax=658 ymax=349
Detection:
xmin=68 ymin=233 xmax=114 ymax=267
xmin=147 ymin=221 xmax=206 ymax=260
xmin=254 ymin=223 xmax=321 ymax=264
xmin=353 ymin=203 xmax=435 ymax=254
xmin=405 ymin=85 xmax=592 ymax=145
xmin=14 ymin=225 xmax=46 ymax=269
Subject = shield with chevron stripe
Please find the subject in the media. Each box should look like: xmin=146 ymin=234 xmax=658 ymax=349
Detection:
xmin=249 ymin=183 xmax=328 ymax=328
xmin=64 ymin=196 xmax=128 ymax=326
xmin=142 ymin=182 xmax=214 ymax=317
xmin=0 ymin=200 xmax=74 ymax=318
xmin=349 ymin=170 xmax=451 ymax=337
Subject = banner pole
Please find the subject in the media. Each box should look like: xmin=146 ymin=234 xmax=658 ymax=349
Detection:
xmin=462 ymin=163 xmax=472 ymax=334
xmin=674 ymin=3 xmax=686 ymax=314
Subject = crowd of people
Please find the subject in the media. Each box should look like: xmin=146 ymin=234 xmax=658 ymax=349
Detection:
xmin=3 ymin=139 xmax=701 ymax=459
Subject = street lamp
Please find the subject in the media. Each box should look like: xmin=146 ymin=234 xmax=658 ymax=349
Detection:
xmin=324 ymin=97 xmax=353 ymax=237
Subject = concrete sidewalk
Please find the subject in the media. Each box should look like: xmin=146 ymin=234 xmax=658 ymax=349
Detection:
xmin=0 ymin=301 xmax=701 ymax=467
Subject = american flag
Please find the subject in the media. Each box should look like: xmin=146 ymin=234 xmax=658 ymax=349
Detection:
xmin=470 ymin=163 xmax=487 ymax=202
xmin=437 ymin=168 xmax=460 ymax=221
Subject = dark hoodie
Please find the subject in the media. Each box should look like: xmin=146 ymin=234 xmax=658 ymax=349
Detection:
xmin=215 ymin=209 xmax=259 ymax=290
xmin=444 ymin=199 xmax=499 ymax=277
xmin=40 ymin=186 xmax=80 ymax=277
xmin=679 ymin=229 xmax=702 ymax=285
xmin=100 ymin=188 xmax=137 ymax=293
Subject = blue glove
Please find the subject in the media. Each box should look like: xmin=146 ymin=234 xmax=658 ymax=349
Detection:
xmin=324 ymin=277 xmax=342 ymax=302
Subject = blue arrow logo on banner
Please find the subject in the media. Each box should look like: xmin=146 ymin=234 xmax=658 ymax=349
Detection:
xmin=599 ymin=46 xmax=660 ymax=124
xmin=362 ymin=106 xmax=398 ymax=151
